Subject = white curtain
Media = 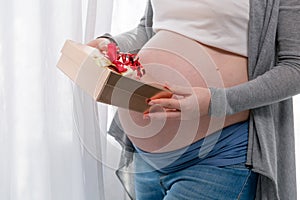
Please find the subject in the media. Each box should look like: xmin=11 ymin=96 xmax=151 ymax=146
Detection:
xmin=0 ymin=0 xmax=145 ymax=199
xmin=0 ymin=0 xmax=104 ymax=199
xmin=0 ymin=0 xmax=299 ymax=199
xmin=295 ymin=95 xmax=300 ymax=196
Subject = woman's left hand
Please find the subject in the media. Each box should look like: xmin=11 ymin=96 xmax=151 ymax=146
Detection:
xmin=144 ymin=84 xmax=211 ymax=120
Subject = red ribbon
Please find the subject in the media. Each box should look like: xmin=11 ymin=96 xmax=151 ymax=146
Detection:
xmin=106 ymin=43 xmax=145 ymax=78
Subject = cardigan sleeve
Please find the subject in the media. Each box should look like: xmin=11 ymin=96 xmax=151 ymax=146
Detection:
xmin=112 ymin=0 xmax=154 ymax=53
xmin=209 ymin=0 xmax=300 ymax=116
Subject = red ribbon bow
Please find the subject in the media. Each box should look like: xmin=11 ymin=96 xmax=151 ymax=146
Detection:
xmin=106 ymin=43 xmax=145 ymax=78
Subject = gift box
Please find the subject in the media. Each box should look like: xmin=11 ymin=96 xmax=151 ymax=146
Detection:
xmin=56 ymin=40 xmax=172 ymax=113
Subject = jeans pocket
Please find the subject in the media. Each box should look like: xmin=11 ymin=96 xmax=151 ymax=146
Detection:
xmin=237 ymin=171 xmax=258 ymax=200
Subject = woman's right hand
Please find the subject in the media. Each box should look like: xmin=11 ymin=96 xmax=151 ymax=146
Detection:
xmin=86 ymin=38 xmax=110 ymax=54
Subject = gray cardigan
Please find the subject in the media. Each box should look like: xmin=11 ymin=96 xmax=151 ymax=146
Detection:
xmin=111 ymin=0 xmax=300 ymax=199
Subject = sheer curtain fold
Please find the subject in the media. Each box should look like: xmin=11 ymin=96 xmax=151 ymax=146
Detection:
xmin=0 ymin=0 xmax=124 ymax=199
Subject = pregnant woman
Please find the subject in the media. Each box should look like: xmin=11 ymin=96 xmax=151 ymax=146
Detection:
xmin=88 ymin=0 xmax=300 ymax=199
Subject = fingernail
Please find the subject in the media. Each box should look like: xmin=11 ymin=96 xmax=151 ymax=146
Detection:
xmin=148 ymin=101 xmax=154 ymax=106
xmin=164 ymin=86 xmax=171 ymax=90
xmin=164 ymin=82 xmax=171 ymax=90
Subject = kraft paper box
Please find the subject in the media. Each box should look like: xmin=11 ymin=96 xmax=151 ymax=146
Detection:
xmin=57 ymin=40 xmax=171 ymax=113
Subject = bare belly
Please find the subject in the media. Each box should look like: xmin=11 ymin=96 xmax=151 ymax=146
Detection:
xmin=118 ymin=30 xmax=249 ymax=153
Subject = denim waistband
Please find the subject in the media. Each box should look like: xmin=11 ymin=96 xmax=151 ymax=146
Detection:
xmin=134 ymin=121 xmax=249 ymax=174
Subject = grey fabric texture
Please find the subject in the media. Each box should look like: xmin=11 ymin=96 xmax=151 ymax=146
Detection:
xmin=108 ymin=0 xmax=300 ymax=199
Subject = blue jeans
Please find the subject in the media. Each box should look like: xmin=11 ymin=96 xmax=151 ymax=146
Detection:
xmin=134 ymin=154 xmax=258 ymax=200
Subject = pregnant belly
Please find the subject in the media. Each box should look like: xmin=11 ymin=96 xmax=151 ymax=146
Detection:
xmin=118 ymin=30 xmax=249 ymax=153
